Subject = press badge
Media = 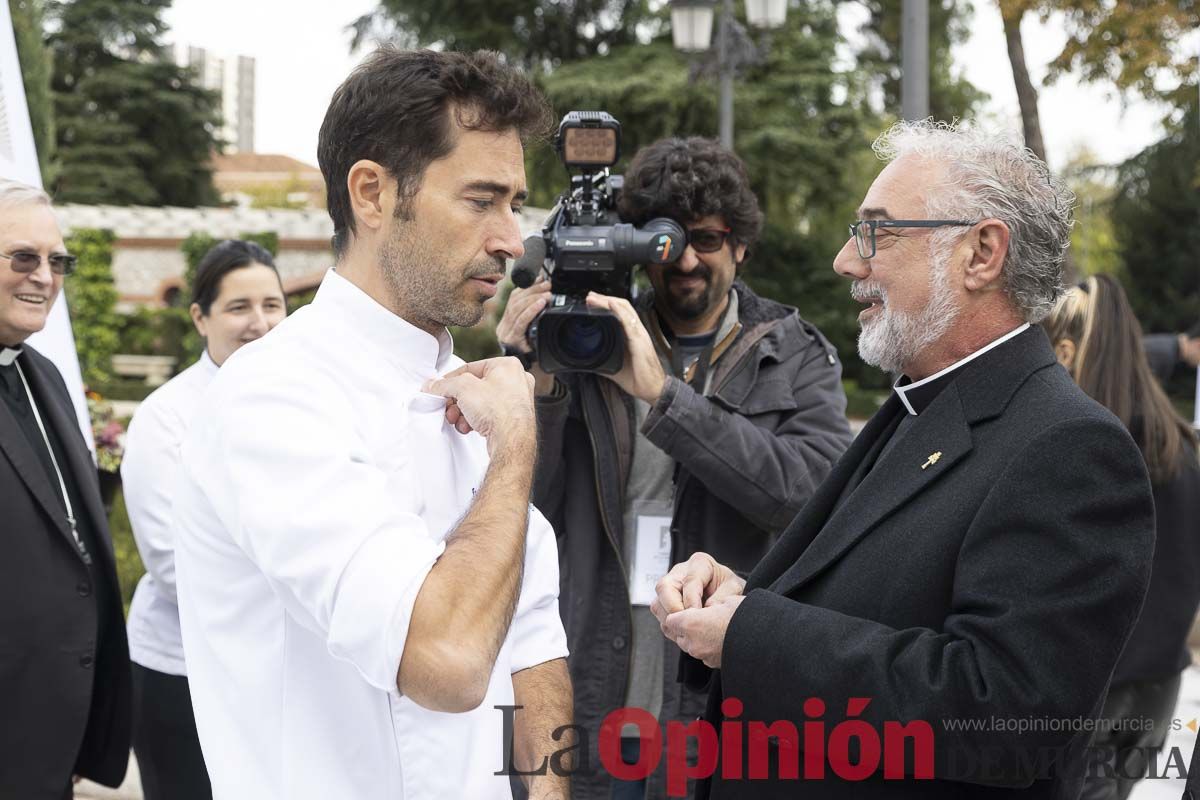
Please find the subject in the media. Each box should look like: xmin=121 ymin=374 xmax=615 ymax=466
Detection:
xmin=629 ymin=503 xmax=673 ymax=606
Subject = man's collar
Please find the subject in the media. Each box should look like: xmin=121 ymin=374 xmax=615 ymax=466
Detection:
xmin=642 ymin=289 xmax=742 ymax=369
xmin=894 ymin=323 xmax=1030 ymax=415
xmin=316 ymin=268 xmax=454 ymax=379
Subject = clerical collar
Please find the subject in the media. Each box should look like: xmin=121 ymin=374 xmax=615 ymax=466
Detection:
xmin=894 ymin=323 xmax=1030 ymax=415
xmin=0 ymin=345 xmax=23 ymax=367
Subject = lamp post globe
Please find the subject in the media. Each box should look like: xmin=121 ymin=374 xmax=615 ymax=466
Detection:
xmin=744 ymin=0 xmax=788 ymax=29
xmin=670 ymin=0 xmax=717 ymax=52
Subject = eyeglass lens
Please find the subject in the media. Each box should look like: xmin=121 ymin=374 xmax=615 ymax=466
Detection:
xmin=5 ymin=252 xmax=77 ymax=275
xmin=689 ymin=229 xmax=728 ymax=253
xmin=851 ymin=222 xmax=874 ymax=258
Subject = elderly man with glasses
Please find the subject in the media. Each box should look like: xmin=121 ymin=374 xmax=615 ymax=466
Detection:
xmin=0 ymin=179 xmax=132 ymax=799
xmin=497 ymin=136 xmax=853 ymax=800
xmin=652 ymin=121 xmax=1156 ymax=799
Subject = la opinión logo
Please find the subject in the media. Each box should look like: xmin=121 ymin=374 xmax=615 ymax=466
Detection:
xmin=496 ymin=697 xmax=935 ymax=797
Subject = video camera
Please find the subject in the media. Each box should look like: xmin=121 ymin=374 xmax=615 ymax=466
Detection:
xmin=511 ymin=112 xmax=686 ymax=374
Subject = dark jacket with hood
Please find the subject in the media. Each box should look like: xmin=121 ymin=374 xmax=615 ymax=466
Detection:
xmin=532 ymin=280 xmax=853 ymax=799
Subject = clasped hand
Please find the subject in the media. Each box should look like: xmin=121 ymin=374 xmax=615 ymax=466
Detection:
xmin=650 ymin=552 xmax=747 ymax=669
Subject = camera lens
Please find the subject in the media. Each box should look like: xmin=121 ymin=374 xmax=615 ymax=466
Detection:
xmin=556 ymin=316 xmax=613 ymax=368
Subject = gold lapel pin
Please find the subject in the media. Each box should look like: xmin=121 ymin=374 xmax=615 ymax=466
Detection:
xmin=921 ymin=451 xmax=943 ymax=470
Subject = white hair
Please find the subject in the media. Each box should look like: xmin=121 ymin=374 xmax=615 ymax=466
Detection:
xmin=872 ymin=119 xmax=1075 ymax=323
xmin=0 ymin=179 xmax=52 ymax=212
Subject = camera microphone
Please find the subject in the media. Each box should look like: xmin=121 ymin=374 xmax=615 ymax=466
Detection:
xmin=511 ymin=236 xmax=546 ymax=288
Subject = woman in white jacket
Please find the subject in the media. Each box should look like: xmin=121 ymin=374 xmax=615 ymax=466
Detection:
xmin=121 ymin=239 xmax=286 ymax=800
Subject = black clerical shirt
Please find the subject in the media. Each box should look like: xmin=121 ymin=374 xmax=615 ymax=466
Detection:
xmin=0 ymin=351 xmax=113 ymax=645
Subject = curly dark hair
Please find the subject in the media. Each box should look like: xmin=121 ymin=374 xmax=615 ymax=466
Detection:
xmin=618 ymin=137 xmax=763 ymax=257
xmin=318 ymin=47 xmax=554 ymax=256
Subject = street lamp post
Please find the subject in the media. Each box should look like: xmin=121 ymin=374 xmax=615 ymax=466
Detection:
xmin=671 ymin=0 xmax=788 ymax=151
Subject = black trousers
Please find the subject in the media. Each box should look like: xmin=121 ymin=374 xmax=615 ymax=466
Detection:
xmin=131 ymin=663 xmax=212 ymax=800
xmin=1078 ymin=672 xmax=1181 ymax=800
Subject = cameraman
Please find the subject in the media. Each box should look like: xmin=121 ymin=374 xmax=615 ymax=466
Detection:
xmin=497 ymin=136 xmax=853 ymax=800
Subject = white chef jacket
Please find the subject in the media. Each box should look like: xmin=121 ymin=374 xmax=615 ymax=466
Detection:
xmin=122 ymin=349 xmax=218 ymax=676
xmin=173 ymin=268 xmax=568 ymax=800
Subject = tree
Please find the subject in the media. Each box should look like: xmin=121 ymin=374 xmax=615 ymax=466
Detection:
xmin=64 ymin=228 xmax=120 ymax=386
xmin=853 ymin=0 xmax=989 ymax=122
xmin=1110 ymin=112 xmax=1200 ymax=340
xmin=350 ymin=0 xmax=658 ymax=70
xmin=998 ymin=0 xmax=1047 ymax=163
xmin=1060 ymin=147 xmax=1120 ymax=277
xmin=532 ymin=3 xmax=873 ymax=226
xmin=46 ymin=0 xmax=223 ymax=206
xmin=1041 ymin=1 xmax=1198 ymax=112
xmin=9 ymin=0 xmax=56 ymax=186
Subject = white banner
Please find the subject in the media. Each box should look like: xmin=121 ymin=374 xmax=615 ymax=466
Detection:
xmin=0 ymin=2 xmax=93 ymax=451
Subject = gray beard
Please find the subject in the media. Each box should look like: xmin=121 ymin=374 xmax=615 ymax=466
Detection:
xmin=857 ymin=259 xmax=960 ymax=376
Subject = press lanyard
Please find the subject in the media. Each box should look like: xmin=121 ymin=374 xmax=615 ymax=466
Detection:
xmin=14 ymin=360 xmax=91 ymax=564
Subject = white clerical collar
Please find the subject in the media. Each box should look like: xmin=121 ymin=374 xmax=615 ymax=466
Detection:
xmin=894 ymin=323 xmax=1030 ymax=416
xmin=316 ymin=268 xmax=454 ymax=378
xmin=0 ymin=345 xmax=22 ymax=367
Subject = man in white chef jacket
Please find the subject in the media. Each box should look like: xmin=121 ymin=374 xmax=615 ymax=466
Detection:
xmin=172 ymin=47 xmax=572 ymax=800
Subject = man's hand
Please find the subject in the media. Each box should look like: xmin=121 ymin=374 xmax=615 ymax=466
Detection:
xmin=497 ymin=279 xmax=552 ymax=355
xmin=496 ymin=278 xmax=557 ymax=395
xmin=425 ymin=357 xmax=535 ymax=455
xmin=662 ymin=595 xmax=745 ymax=669
xmin=1179 ymin=333 xmax=1200 ymax=369
xmin=650 ymin=552 xmax=746 ymax=625
xmin=585 ymin=292 xmax=667 ymax=404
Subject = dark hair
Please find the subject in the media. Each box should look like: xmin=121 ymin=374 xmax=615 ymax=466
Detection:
xmin=618 ymin=137 xmax=764 ymax=259
xmin=192 ymin=239 xmax=280 ymax=315
xmin=1042 ymin=274 xmax=1198 ymax=482
xmin=317 ymin=47 xmax=553 ymax=256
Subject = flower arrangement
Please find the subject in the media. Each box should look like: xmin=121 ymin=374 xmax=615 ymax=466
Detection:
xmin=87 ymin=390 xmax=126 ymax=473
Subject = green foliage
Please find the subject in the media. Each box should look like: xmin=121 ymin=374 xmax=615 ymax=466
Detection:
xmin=240 ymin=231 xmax=280 ymax=257
xmin=107 ymin=487 xmax=144 ymax=613
xmin=9 ymin=0 xmax=56 ymax=186
xmin=1037 ymin=1 xmax=1197 ymax=111
xmin=64 ymin=228 xmax=119 ymax=386
xmin=1061 ymin=149 xmax=1121 ymax=278
xmin=533 ymin=5 xmax=874 ymax=229
xmin=1110 ymin=111 xmax=1200 ymax=339
xmin=854 ymin=0 xmax=989 ymax=121
xmin=180 ymin=232 xmax=217 ymax=293
xmin=176 ymin=232 xmax=216 ymax=367
xmin=352 ymin=0 xmax=658 ymax=69
xmin=287 ymin=287 xmax=318 ymax=314
xmin=450 ymin=320 xmax=502 ymax=362
xmin=46 ymin=0 xmax=222 ymax=206
xmin=116 ymin=305 xmax=193 ymax=365
xmin=743 ymin=221 xmax=888 ymax=391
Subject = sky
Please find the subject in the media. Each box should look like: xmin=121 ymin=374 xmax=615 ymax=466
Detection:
xmin=162 ymin=0 xmax=1174 ymax=173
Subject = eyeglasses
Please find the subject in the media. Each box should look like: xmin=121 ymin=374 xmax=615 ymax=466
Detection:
xmin=849 ymin=219 xmax=976 ymax=259
xmin=0 ymin=251 xmax=77 ymax=276
xmin=687 ymin=226 xmax=732 ymax=254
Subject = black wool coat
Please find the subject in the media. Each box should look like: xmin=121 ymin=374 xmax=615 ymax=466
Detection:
xmin=0 ymin=345 xmax=132 ymax=798
xmin=694 ymin=326 xmax=1155 ymax=800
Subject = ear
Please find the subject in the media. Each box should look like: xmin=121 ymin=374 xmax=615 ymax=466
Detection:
xmin=189 ymin=303 xmax=207 ymax=338
xmin=1054 ymin=338 xmax=1076 ymax=371
xmin=733 ymin=242 xmax=747 ymax=266
xmin=346 ymin=159 xmax=394 ymax=236
xmin=962 ymin=219 xmax=1010 ymax=293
